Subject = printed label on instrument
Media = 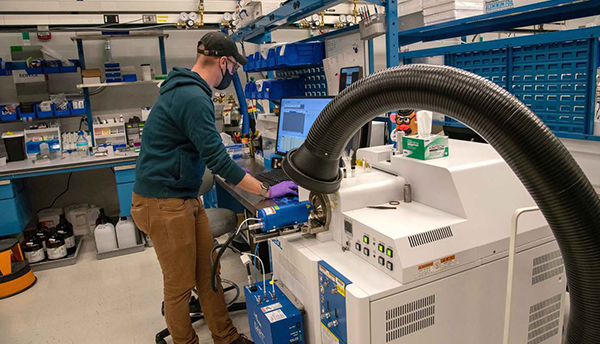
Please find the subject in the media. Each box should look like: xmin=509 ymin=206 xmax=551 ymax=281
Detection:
xmin=336 ymin=278 xmax=346 ymax=297
xmin=261 ymin=303 xmax=282 ymax=313
xmin=263 ymin=207 xmax=276 ymax=215
xmin=418 ymin=255 xmax=458 ymax=276
xmin=265 ymin=309 xmax=287 ymax=323
xmin=321 ymin=323 xmax=340 ymax=344
xmin=319 ymin=266 xmax=336 ymax=282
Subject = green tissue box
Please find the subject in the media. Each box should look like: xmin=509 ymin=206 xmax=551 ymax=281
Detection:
xmin=402 ymin=135 xmax=449 ymax=160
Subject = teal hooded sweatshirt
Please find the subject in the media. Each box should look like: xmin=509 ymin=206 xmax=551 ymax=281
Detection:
xmin=134 ymin=67 xmax=245 ymax=199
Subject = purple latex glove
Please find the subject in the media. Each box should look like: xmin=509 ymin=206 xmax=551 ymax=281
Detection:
xmin=242 ymin=167 xmax=251 ymax=174
xmin=268 ymin=181 xmax=298 ymax=198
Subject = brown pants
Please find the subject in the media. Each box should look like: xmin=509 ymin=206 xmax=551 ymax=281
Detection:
xmin=131 ymin=192 xmax=239 ymax=344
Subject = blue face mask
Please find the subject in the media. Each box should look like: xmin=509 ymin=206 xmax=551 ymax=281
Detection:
xmin=215 ymin=62 xmax=233 ymax=90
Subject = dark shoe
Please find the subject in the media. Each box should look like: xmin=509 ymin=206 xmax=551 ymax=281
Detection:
xmin=230 ymin=334 xmax=254 ymax=344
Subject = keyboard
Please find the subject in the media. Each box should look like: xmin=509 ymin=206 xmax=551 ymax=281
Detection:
xmin=255 ymin=169 xmax=291 ymax=186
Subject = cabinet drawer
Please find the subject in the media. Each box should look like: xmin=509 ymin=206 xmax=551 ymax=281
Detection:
xmin=116 ymin=182 xmax=134 ymax=217
xmin=0 ymin=179 xmax=24 ymax=200
xmin=114 ymin=164 xmax=136 ymax=184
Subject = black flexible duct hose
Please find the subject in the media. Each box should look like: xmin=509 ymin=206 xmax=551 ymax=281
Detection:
xmin=282 ymin=64 xmax=600 ymax=343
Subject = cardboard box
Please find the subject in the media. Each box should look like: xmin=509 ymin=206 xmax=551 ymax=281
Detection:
xmin=403 ymin=135 xmax=449 ymax=160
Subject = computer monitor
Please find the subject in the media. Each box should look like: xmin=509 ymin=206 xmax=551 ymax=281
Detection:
xmin=339 ymin=66 xmax=363 ymax=93
xmin=276 ymin=97 xmax=333 ymax=156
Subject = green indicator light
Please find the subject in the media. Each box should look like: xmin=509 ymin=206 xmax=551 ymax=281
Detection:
xmin=378 ymin=244 xmax=385 ymax=253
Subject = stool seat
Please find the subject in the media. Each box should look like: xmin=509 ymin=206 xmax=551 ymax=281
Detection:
xmin=206 ymin=208 xmax=238 ymax=238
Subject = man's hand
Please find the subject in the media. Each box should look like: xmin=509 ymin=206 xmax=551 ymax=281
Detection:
xmin=267 ymin=181 xmax=298 ymax=198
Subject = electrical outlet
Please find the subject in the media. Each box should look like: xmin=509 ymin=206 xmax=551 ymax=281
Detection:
xmin=104 ymin=15 xmax=119 ymax=24
xmin=143 ymin=15 xmax=157 ymax=24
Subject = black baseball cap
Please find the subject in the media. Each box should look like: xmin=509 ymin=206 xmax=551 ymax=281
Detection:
xmin=198 ymin=32 xmax=247 ymax=65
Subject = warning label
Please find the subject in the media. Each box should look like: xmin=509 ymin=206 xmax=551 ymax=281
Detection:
xmin=336 ymin=278 xmax=346 ymax=297
xmin=321 ymin=323 xmax=340 ymax=344
xmin=261 ymin=303 xmax=282 ymax=313
xmin=418 ymin=255 xmax=457 ymax=276
xmin=265 ymin=309 xmax=287 ymax=323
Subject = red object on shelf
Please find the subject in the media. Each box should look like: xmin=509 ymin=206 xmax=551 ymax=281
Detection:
xmin=37 ymin=32 xmax=52 ymax=41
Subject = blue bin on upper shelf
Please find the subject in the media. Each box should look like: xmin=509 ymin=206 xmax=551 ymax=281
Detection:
xmin=17 ymin=106 xmax=36 ymax=121
xmin=5 ymin=61 xmax=27 ymax=70
xmin=54 ymin=103 xmax=71 ymax=117
xmin=275 ymin=42 xmax=324 ymax=68
xmin=43 ymin=60 xmax=62 ymax=74
xmin=59 ymin=59 xmax=80 ymax=73
xmin=266 ymin=48 xmax=277 ymax=68
xmin=25 ymin=61 xmax=44 ymax=75
xmin=69 ymin=101 xmax=86 ymax=115
xmin=36 ymin=103 xmax=53 ymax=118
xmin=0 ymin=105 xmax=18 ymax=121
xmin=246 ymin=78 xmax=304 ymax=100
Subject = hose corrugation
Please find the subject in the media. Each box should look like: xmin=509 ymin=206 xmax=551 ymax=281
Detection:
xmin=290 ymin=64 xmax=600 ymax=343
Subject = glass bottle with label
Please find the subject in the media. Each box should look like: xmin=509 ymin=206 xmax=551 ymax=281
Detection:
xmin=55 ymin=214 xmax=77 ymax=256
xmin=35 ymin=223 xmax=51 ymax=251
xmin=46 ymin=231 xmax=67 ymax=260
xmin=23 ymin=236 xmax=46 ymax=263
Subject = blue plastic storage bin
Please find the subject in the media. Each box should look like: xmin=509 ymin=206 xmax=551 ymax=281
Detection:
xmin=54 ymin=103 xmax=70 ymax=117
xmin=0 ymin=105 xmax=18 ymax=121
xmin=59 ymin=59 xmax=80 ymax=73
xmin=267 ymin=48 xmax=277 ymax=68
xmin=26 ymin=61 xmax=43 ymax=75
xmin=18 ymin=106 xmax=36 ymax=120
xmin=43 ymin=60 xmax=61 ymax=74
xmin=36 ymin=103 xmax=54 ymax=118
xmin=26 ymin=139 xmax=61 ymax=155
xmin=6 ymin=61 xmax=27 ymax=70
xmin=69 ymin=101 xmax=86 ymax=115
xmin=275 ymin=42 xmax=324 ymax=68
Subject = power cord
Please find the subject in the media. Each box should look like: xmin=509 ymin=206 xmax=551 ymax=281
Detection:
xmin=38 ymin=172 xmax=74 ymax=211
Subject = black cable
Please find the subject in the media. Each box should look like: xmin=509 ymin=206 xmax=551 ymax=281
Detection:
xmin=39 ymin=172 xmax=74 ymax=211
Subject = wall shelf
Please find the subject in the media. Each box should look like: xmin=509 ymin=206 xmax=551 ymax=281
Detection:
xmin=76 ymin=80 xmax=163 ymax=89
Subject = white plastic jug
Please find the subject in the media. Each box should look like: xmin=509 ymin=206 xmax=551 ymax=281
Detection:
xmin=94 ymin=223 xmax=118 ymax=253
xmin=37 ymin=208 xmax=62 ymax=228
xmin=87 ymin=205 xmax=101 ymax=234
xmin=66 ymin=204 xmax=89 ymax=236
xmin=116 ymin=216 xmax=137 ymax=249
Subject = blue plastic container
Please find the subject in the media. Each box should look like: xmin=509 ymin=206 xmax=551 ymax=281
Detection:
xmin=54 ymin=103 xmax=71 ymax=117
xmin=18 ymin=106 xmax=36 ymax=121
xmin=59 ymin=59 xmax=79 ymax=73
xmin=69 ymin=101 xmax=86 ymax=115
xmin=36 ymin=103 xmax=54 ymax=118
xmin=266 ymin=48 xmax=277 ymax=68
xmin=122 ymin=74 xmax=137 ymax=82
xmin=261 ymin=78 xmax=304 ymax=100
xmin=6 ymin=61 xmax=27 ymax=70
xmin=43 ymin=60 xmax=61 ymax=74
xmin=26 ymin=61 xmax=43 ymax=75
xmin=0 ymin=105 xmax=18 ymax=121
xmin=275 ymin=42 xmax=324 ymax=68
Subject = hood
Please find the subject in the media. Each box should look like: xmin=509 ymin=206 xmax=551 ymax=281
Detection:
xmin=159 ymin=67 xmax=213 ymax=97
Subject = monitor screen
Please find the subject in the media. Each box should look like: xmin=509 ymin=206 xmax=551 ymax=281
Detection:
xmin=339 ymin=66 xmax=363 ymax=93
xmin=276 ymin=97 xmax=333 ymax=155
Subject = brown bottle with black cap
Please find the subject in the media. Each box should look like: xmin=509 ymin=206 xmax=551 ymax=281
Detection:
xmin=46 ymin=228 xmax=67 ymax=260
xmin=55 ymin=214 xmax=76 ymax=255
xmin=23 ymin=235 xmax=46 ymax=263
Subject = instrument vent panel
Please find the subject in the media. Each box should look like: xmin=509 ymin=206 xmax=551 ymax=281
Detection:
xmin=532 ymin=250 xmax=564 ymax=285
xmin=408 ymin=226 xmax=453 ymax=248
xmin=527 ymin=294 xmax=562 ymax=344
xmin=385 ymin=294 xmax=436 ymax=342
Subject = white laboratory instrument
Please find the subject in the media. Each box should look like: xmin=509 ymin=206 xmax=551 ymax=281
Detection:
xmin=270 ymin=140 xmax=566 ymax=344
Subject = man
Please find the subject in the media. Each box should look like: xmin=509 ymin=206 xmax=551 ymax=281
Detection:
xmin=131 ymin=32 xmax=297 ymax=344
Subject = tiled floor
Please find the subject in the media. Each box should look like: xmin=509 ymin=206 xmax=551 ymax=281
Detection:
xmin=0 ymin=236 xmax=251 ymax=344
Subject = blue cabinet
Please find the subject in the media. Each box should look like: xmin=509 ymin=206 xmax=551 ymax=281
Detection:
xmin=114 ymin=165 xmax=136 ymax=217
xmin=0 ymin=180 xmax=33 ymax=236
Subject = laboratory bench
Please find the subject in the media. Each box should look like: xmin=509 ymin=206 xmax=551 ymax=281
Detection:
xmin=214 ymin=157 xmax=277 ymax=215
xmin=0 ymin=152 xmax=139 ymax=236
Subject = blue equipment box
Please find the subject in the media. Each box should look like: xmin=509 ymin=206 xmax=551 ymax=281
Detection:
xmin=244 ymin=281 xmax=304 ymax=344
xmin=318 ymin=261 xmax=352 ymax=344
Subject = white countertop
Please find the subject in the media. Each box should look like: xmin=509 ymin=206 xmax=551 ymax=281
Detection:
xmin=0 ymin=151 xmax=138 ymax=178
